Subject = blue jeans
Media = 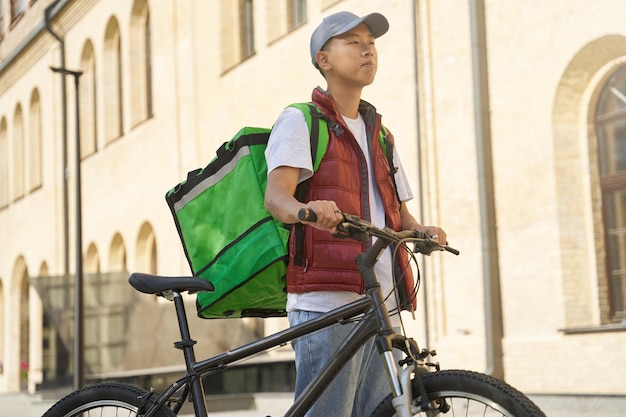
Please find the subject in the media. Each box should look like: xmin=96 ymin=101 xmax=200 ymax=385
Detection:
xmin=288 ymin=310 xmax=397 ymax=417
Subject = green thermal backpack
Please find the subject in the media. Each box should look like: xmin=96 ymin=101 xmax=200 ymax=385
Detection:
xmin=166 ymin=103 xmax=329 ymax=319
xmin=166 ymin=103 xmax=396 ymax=319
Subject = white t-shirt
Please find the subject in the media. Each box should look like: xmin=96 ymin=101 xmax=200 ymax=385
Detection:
xmin=266 ymin=106 xmax=414 ymax=318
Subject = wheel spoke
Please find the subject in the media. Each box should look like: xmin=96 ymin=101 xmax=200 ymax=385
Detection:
xmin=42 ymin=383 xmax=173 ymax=417
xmin=424 ymin=396 xmax=507 ymax=417
xmin=371 ymin=371 xmax=545 ymax=417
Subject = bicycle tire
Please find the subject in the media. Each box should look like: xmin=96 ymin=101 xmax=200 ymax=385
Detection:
xmin=42 ymin=382 xmax=176 ymax=417
xmin=369 ymin=369 xmax=546 ymax=417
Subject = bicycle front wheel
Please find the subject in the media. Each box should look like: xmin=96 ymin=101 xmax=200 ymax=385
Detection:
xmin=370 ymin=369 xmax=546 ymax=417
xmin=42 ymin=382 xmax=176 ymax=417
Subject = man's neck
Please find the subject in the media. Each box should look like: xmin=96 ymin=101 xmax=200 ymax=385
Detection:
xmin=327 ymin=84 xmax=362 ymax=119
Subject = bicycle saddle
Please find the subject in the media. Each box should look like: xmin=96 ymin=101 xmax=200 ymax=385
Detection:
xmin=128 ymin=272 xmax=214 ymax=295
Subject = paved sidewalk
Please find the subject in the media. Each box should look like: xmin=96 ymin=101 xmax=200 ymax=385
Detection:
xmin=528 ymin=394 xmax=626 ymax=417
xmin=0 ymin=392 xmax=57 ymax=417
xmin=3 ymin=390 xmax=626 ymax=417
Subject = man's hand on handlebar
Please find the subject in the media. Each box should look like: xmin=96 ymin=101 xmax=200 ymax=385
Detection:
xmin=415 ymin=225 xmax=447 ymax=246
xmin=297 ymin=201 xmax=343 ymax=233
xmin=298 ymin=207 xmax=459 ymax=256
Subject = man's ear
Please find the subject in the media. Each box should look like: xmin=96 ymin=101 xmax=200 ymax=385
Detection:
xmin=316 ymin=50 xmax=330 ymax=71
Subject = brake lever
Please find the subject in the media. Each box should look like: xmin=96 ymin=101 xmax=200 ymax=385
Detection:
xmin=413 ymin=239 xmax=439 ymax=255
xmin=340 ymin=214 xmax=401 ymax=242
xmin=333 ymin=222 xmax=369 ymax=241
xmin=413 ymin=238 xmax=460 ymax=256
xmin=411 ymin=230 xmax=460 ymax=255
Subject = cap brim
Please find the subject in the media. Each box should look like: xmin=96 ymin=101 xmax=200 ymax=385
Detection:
xmin=361 ymin=13 xmax=389 ymax=38
xmin=335 ymin=12 xmax=389 ymax=39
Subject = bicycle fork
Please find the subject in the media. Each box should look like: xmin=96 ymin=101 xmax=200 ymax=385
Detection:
xmin=358 ymin=242 xmax=425 ymax=417
xmin=382 ymin=352 xmax=435 ymax=417
xmin=394 ymin=365 xmax=416 ymax=417
xmin=380 ymin=349 xmax=412 ymax=417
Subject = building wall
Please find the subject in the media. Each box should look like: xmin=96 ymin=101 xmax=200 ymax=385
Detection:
xmin=418 ymin=0 xmax=626 ymax=394
xmin=0 ymin=0 xmax=624 ymax=396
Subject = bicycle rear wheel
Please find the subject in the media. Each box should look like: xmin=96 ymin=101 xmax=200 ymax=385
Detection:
xmin=42 ymin=382 xmax=176 ymax=417
xmin=370 ymin=369 xmax=546 ymax=417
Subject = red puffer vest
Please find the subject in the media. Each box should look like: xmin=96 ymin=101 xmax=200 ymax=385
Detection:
xmin=287 ymin=87 xmax=416 ymax=311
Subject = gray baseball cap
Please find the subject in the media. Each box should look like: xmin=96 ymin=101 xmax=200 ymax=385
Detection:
xmin=310 ymin=11 xmax=389 ymax=68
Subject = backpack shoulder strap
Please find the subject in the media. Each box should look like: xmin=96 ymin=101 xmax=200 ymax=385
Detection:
xmin=379 ymin=124 xmax=402 ymax=206
xmin=288 ymin=102 xmax=329 ymax=171
xmin=286 ymin=102 xmax=332 ymax=266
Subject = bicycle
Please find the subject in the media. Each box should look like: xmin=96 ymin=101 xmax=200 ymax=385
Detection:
xmin=43 ymin=210 xmax=546 ymax=417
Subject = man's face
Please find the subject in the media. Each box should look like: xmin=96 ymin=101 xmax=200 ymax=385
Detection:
xmin=318 ymin=23 xmax=378 ymax=87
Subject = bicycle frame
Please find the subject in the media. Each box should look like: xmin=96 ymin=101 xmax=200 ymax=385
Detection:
xmin=141 ymin=237 xmax=418 ymax=417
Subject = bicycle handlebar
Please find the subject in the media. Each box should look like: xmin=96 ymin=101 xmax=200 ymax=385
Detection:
xmin=297 ymin=207 xmax=319 ymax=223
xmin=297 ymin=208 xmax=459 ymax=256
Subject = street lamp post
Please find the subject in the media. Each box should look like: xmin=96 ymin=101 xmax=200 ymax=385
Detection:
xmin=50 ymin=66 xmax=84 ymax=390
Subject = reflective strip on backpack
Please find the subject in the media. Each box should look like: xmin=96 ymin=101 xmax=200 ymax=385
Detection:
xmin=173 ymin=146 xmax=251 ymax=213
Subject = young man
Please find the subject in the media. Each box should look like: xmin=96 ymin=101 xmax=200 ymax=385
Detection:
xmin=264 ymin=11 xmax=447 ymax=417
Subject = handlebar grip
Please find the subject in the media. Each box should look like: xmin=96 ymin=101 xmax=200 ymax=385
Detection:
xmin=297 ymin=208 xmax=317 ymax=222
xmin=444 ymin=246 xmax=460 ymax=256
xmin=413 ymin=229 xmax=429 ymax=239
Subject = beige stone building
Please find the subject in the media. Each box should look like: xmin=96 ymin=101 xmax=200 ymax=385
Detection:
xmin=0 ymin=0 xmax=624 ymax=404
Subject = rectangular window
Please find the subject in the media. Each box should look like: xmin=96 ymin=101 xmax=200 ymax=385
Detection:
xmin=240 ymin=0 xmax=255 ymax=59
xmin=287 ymin=0 xmax=307 ymax=30
xmin=145 ymin=12 xmax=153 ymax=118
xmin=11 ymin=0 xmax=25 ymax=23
xmin=0 ymin=0 xmax=5 ymax=40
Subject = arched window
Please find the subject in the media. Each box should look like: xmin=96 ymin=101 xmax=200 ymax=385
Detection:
xmin=80 ymin=41 xmax=98 ymax=158
xmin=595 ymin=63 xmax=626 ymax=321
xmin=13 ymin=256 xmax=29 ymax=390
xmin=130 ymin=0 xmax=153 ymax=125
xmin=109 ymin=233 xmax=127 ymax=272
xmin=85 ymin=243 xmax=100 ymax=274
xmin=103 ymin=17 xmax=124 ymax=143
xmin=12 ymin=103 xmax=24 ymax=201
xmin=0 ymin=117 xmax=8 ymax=208
xmin=29 ymin=89 xmax=42 ymax=191
xmin=20 ymin=268 xmax=29 ymax=389
xmin=136 ymin=221 xmax=157 ymax=274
